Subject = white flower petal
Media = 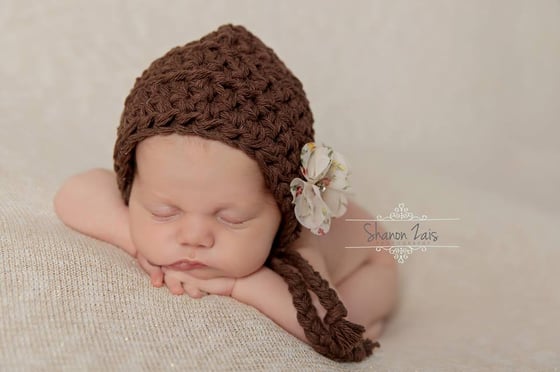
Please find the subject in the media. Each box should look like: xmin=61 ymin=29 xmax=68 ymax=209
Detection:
xmin=290 ymin=178 xmax=306 ymax=201
xmin=291 ymin=179 xmax=332 ymax=235
xmin=322 ymin=188 xmax=348 ymax=218
xmin=304 ymin=145 xmax=332 ymax=182
xmin=322 ymin=152 xmax=350 ymax=192
xmin=290 ymin=178 xmax=311 ymax=221
xmin=292 ymin=142 xmax=353 ymax=235
xmin=310 ymin=214 xmax=331 ymax=236
xmin=307 ymin=184 xmax=330 ymax=227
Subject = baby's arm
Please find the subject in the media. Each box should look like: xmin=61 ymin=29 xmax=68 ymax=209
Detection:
xmin=231 ymin=266 xmax=310 ymax=343
xmin=53 ymin=168 xmax=135 ymax=256
xmin=54 ymin=168 xmax=184 ymax=291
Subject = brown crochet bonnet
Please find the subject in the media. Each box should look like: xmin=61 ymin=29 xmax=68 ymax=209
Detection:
xmin=113 ymin=24 xmax=377 ymax=362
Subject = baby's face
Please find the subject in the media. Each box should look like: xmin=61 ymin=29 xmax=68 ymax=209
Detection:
xmin=128 ymin=134 xmax=281 ymax=279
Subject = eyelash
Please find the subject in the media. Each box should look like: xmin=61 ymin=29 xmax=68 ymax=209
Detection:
xmin=150 ymin=211 xmax=245 ymax=226
xmin=150 ymin=212 xmax=177 ymax=221
xmin=217 ymin=215 xmax=245 ymax=226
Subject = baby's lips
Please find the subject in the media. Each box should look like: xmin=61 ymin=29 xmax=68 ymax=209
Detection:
xmin=164 ymin=260 xmax=207 ymax=271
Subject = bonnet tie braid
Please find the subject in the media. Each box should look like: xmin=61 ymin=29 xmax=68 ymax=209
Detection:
xmin=270 ymin=250 xmax=379 ymax=362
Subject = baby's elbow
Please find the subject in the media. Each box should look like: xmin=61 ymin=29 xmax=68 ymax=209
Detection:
xmin=53 ymin=175 xmax=79 ymax=227
xmin=53 ymin=169 xmax=99 ymax=227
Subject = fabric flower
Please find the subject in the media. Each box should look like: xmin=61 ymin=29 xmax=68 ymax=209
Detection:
xmin=290 ymin=143 xmax=352 ymax=235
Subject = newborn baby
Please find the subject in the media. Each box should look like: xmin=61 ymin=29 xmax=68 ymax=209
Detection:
xmin=53 ymin=25 xmax=398 ymax=362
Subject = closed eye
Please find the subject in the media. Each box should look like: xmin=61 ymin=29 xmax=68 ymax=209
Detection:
xmin=150 ymin=211 xmax=179 ymax=221
xmin=216 ymin=215 xmax=246 ymax=226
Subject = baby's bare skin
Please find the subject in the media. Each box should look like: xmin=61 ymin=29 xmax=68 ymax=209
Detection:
xmin=54 ymin=136 xmax=397 ymax=344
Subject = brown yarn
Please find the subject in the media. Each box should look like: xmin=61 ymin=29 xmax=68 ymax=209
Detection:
xmin=271 ymin=250 xmax=379 ymax=362
xmin=113 ymin=24 xmax=377 ymax=362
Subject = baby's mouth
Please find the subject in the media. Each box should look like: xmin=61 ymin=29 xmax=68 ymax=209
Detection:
xmin=164 ymin=260 xmax=207 ymax=271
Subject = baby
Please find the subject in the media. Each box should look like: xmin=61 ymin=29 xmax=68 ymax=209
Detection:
xmin=53 ymin=25 xmax=398 ymax=362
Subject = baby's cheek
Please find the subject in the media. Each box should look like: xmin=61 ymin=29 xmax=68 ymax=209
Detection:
xmin=130 ymin=220 xmax=160 ymax=258
xmin=230 ymin=238 xmax=271 ymax=277
xmin=129 ymin=215 xmax=144 ymax=240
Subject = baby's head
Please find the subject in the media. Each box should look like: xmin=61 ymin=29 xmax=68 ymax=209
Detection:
xmin=114 ymin=24 xmax=313 ymax=260
xmin=113 ymin=24 xmax=374 ymax=361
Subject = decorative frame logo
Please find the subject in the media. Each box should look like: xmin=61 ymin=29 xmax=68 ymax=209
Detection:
xmin=345 ymin=203 xmax=460 ymax=263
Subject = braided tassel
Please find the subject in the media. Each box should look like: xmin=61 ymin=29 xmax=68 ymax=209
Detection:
xmin=271 ymin=251 xmax=379 ymax=362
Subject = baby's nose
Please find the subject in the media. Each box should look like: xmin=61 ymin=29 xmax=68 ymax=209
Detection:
xmin=176 ymin=214 xmax=214 ymax=248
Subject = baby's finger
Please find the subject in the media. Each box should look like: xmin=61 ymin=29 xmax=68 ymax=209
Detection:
xmin=161 ymin=267 xmax=194 ymax=282
xmin=195 ymin=277 xmax=235 ymax=297
xmin=161 ymin=268 xmax=208 ymax=298
xmin=162 ymin=268 xmax=234 ymax=297
xmin=163 ymin=275 xmax=185 ymax=296
xmin=137 ymin=254 xmax=163 ymax=287
xmin=182 ymin=284 xmax=206 ymax=299
xmin=150 ymin=271 xmax=164 ymax=288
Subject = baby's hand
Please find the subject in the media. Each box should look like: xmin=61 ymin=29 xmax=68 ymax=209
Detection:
xmin=161 ymin=268 xmax=236 ymax=299
xmin=136 ymin=252 xmax=164 ymax=287
xmin=135 ymin=253 xmax=184 ymax=295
